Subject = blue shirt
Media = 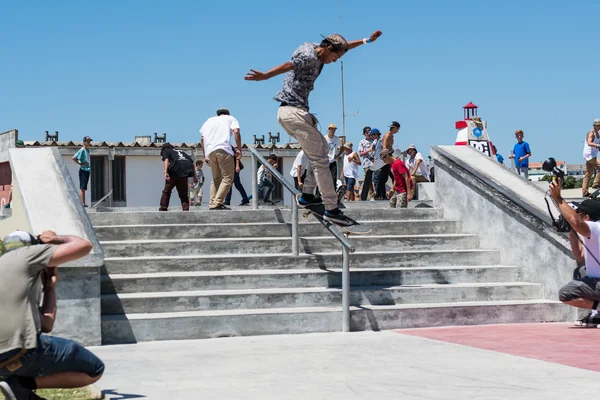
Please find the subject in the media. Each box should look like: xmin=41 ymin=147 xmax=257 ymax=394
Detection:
xmin=73 ymin=147 xmax=91 ymax=172
xmin=513 ymin=142 xmax=531 ymax=167
xmin=495 ymin=153 xmax=504 ymax=164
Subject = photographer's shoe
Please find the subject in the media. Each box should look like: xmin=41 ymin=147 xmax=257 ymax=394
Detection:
xmin=574 ymin=312 xmax=600 ymax=327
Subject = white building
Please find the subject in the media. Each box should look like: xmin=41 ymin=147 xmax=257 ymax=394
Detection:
xmin=0 ymin=130 xmax=303 ymax=208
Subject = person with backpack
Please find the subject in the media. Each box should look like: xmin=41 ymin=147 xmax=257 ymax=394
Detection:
xmin=159 ymin=143 xmax=198 ymax=211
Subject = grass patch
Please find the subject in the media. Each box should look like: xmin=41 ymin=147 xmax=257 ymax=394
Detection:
xmin=1 ymin=388 xmax=98 ymax=399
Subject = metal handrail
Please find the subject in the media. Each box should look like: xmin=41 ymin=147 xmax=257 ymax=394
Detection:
xmin=91 ymin=189 xmax=113 ymax=209
xmin=247 ymin=146 xmax=355 ymax=332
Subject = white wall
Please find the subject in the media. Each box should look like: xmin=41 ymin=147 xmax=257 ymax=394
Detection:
xmin=125 ymin=156 xmax=165 ymax=207
xmin=62 ymin=155 xmax=91 ymax=206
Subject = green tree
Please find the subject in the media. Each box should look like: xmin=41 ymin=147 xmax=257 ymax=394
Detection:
xmin=539 ymin=175 xmax=553 ymax=182
xmin=563 ymin=175 xmax=577 ymax=189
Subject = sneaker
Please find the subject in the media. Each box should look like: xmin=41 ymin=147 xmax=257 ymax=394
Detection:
xmin=0 ymin=376 xmax=31 ymax=400
xmin=239 ymin=201 xmax=250 ymax=206
xmin=223 ymin=202 xmax=231 ymax=206
xmin=592 ymin=185 xmax=600 ymax=189
xmin=210 ymin=204 xmax=231 ymax=210
xmin=575 ymin=312 xmax=600 ymax=327
xmin=323 ymin=209 xmax=355 ymax=226
xmin=582 ymin=193 xmax=592 ymax=198
xmin=296 ymin=194 xmax=323 ymax=208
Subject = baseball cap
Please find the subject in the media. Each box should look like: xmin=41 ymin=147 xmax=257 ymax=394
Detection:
xmin=389 ymin=121 xmax=401 ymax=128
xmin=2 ymin=230 xmax=39 ymax=254
xmin=328 ymin=124 xmax=337 ymax=129
xmin=345 ymin=142 xmax=353 ymax=147
xmin=594 ymin=118 xmax=600 ymax=126
xmin=217 ymin=108 xmax=230 ymax=116
xmin=380 ymin=149 xmax=394 ymax=159
xmin=83 ymin=136 xmax=93 ymax=142
xmin=323 ymin=33 xmax=348 ymax=54
xmin=406 ymin=144 xmax=416 ymax=151
xmin=15 ymin=140 xmax=25 ymax=147
xmin=571 ymin=199 xmax=600 ymax=220
xmin=370 ymin=128 xmax=381 ymax=136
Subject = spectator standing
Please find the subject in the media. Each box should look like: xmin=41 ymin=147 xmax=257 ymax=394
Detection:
xmin=370 ymin=129 xmax=387 ymax=200
xmin=290 ymin=150 xmax=309 ymax=191
xmin=493 ymin=145 xmax=504 ymax=165
xmin=340 ymin=142 xmax=361 ymax=201
xmin=380 ymin=149 xmax=413 ymax=208
xmin=0 ymin=230 xmax=104 ymax=400
xmin=317 ymin=124 xmax=345 ymax=197
xmin=224 ymin=147 xmax=250 ymax=206
xmin=508 ymin=130 xmax=531 ymax=179
xmin=582 ymin=119 xmax=600 ymax=197
xmin=199 ymin=108 xmax=242 ymax=210
xmin=405 ymin=144 xmax=430 ymax=199
xmin=72 ymin=136 xmax=92 ymax=207
xmin=358 ymin=126 xmax=375 ymax=201
xmin=257 ymin=154 xmax=279 ymax=203
xmin=189 ymin=160 xmax=205 ymax=207
xmin=159 ymin=144 xmax=197 ymax=211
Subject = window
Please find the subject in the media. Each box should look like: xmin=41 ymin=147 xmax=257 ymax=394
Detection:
xmin=90 ymin=156 xmax=105 ymax=202
xmin=112 ymin=156 xmax=126 ymax=202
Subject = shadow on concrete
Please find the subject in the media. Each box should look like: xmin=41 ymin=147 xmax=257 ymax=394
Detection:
xmin=101 ymin=389 xmax=146 ymax=399
xmin=101 ymin=271 xmax=137 ymax=345
xmin=353 ymin=306 xmax=381 ymax=331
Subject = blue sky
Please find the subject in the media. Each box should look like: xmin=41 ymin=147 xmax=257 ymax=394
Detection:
xmin=2 ymin=0 xmax=599 ymax=164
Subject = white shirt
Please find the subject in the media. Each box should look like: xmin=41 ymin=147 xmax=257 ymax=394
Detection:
xmin=407 ymin=152 xmax=430 ymax=180
xmin=290 ymin=151 xmax=309 ymax=178
xmin=582 ymin=221 xmax=600 ymax=277
xmin=325 ymin=135 xmax=342 ymax=163
xmin=199 ymin=115 xmax=240 ymax=157
xmin=343 ymin=152 xmax=359 ymax=179
xmin=583 ymin=131 xmax=600 ymax=161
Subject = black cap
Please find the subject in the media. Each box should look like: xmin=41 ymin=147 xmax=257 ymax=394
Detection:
xmin=389 ymin=121 xmax=401 ymax=128
xmin=572 ymin=200 xmax=600 ymax=220
xmin=83 ymin=136 xmax=92 ymax=142
xmin=216 ymin=108 xmax=230 ymax=116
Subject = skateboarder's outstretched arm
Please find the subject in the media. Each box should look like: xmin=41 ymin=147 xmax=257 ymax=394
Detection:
xmin=244 ymin=62 xmax=293 ymax=82
xmin=346 ymin=30 xmax=383 ymax=51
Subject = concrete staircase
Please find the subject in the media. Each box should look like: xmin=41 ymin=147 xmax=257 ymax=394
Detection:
xmin=89 ymin=207 xmax=568 ymax=344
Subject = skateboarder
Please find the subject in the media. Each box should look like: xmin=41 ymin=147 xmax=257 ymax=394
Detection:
xmin=245 ymin=30 xmax=382 ymax=226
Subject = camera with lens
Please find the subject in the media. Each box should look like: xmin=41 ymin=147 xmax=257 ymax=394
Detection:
xmin=542 ymin=157 xmax=571 ymax=232
xmin=542 ymin=157 xmax=565 ymax=180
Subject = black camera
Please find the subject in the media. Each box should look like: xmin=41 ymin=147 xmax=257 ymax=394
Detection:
xmin=542 ymin=157 xmax=564 ymax=180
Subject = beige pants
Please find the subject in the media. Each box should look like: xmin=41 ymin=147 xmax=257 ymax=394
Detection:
xmin=582 ymin=158 xmax=600 ymax=195
xmin=277 ymin=106 xmax=337 ymax=210
xmin=389 ymin=191 xmax=408 ymax=208
xmin=411 ymin=174 xmax=429 ymax=198
xmin=208 ymin=149 xmax=234 ymax=208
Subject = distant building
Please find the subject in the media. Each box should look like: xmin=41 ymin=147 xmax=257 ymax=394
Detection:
xmin=527 ymin=161 xmax=567 ymax=182
xmin=566 ymin=164 xmax=586 ymax=180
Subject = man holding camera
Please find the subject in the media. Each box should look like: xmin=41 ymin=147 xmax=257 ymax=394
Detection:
xmin=550 ymin=180 xmax=600 ymax=326
xmin=0 ymin=230 xmax=104 ymax=399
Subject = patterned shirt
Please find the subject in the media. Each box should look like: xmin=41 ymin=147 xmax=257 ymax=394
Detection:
xmin=358 ymin=138 xmax=374 ymax=168
xmin=274 ymin=42 xmax=324 ymax=111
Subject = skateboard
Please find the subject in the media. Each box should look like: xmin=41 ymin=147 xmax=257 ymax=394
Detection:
xmin=297 ymin=194 xmax=372 ymax=236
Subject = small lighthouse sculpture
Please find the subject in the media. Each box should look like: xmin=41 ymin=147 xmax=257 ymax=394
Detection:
xmin=454 ymin=102 xmax=494 ymax=158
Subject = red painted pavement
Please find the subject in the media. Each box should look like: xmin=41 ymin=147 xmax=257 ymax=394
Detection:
xmin=396 ymin=323 xmax=600 ymax=372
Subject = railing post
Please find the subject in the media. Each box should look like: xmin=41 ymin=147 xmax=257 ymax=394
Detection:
xmin=342 ymin=245 xmax=350 ymax=332
xmin=251 ymin=153 xmax=258 ymax=210
xmin=291 ymin=200 xmax=299 ymax=256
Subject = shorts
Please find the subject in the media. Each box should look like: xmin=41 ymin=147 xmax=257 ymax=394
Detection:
xmin=389 ymin=191 xmax=408 ymax=208
xmin=79 ymin=169 xmax=90 ymax=191
xmin=559 ymin=276 xmax=600 ymax=302
xmin=190 ymin=184 xmax=203 ymax=199
xmin=0 ymin=335 xmax=104 ymax=380
xmin=344 ymin=177 xmax=356 ymax=191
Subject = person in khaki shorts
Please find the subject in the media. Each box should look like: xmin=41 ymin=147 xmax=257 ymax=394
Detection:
xmin=582 ymin=119 xmax=600 ymax=197
xmin=381 ymin=149 xmax=413 ymax=208
xmin=199 ymin=108 xmax=242 ymax=210
xmin=245 ymin=30 xmax=382 ymax=225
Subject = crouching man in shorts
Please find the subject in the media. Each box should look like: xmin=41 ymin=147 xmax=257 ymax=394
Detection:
xmin=0 ymin=230 xmax=104 ymax=400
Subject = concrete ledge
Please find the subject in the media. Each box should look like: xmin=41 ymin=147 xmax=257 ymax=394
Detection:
xmin=432 ymin=145 xmax=575 ymax=321
xmin=0 ymin=147 xmax=103 ymax=345
xmin=417 ymin=182 xmax=435 ymax=201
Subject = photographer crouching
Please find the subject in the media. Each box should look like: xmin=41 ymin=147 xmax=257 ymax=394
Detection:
xmin=0 ymin=230 xmax=104 ymax=400
xmin=549 ymin=180 xmax=600 ymax=326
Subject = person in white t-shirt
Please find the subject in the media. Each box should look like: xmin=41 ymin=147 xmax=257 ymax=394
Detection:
xmin=582 ymin=119 xmax=600 ymax=197
xmin=551 ymin=180 xmax=600 ymax=326
xmin=339 ymin=142 xmax=361 ymax=201
xmin=290 ymin=150 xmax=309 ymax=190
xmin=199 ymin=108 xmax=242 ymax=210
xmin=317 ymin=124 xmax=345 ymax=197
xmin=405 ymin=144 xmax=429 ymax=199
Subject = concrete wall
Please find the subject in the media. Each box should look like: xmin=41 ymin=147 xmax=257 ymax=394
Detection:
xmin=125 ymin=156 xmax=164 ymax=207
xmin=0 ymin=129 xmax=18 ymax=163
xmin=62 ymin=154 xmax=91 ymax=206
xmin=0 ymin=148 xmax=103 ymax=345
xmin=432 ymin=145 xmax=575 ymax=319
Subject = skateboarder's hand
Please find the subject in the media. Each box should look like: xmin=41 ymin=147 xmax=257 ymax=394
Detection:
xmin=369 ymin=30 xmax=383 ymax=42
xmin=245 ymin=69 xmax=268 ymax=81
xmin=164 ymin=172 xmax=170 ymax=181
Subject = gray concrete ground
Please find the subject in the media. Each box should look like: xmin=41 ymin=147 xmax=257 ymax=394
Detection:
xmin=90 ymin=330 xmax=598 ymax=400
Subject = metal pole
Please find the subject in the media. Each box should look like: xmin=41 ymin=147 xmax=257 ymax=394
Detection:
xmin=291 ymin=200 xmax=299 ymax=256
xmin=340 ymin=0 xmax=346 ymax=139
xmin=342 ymin=245 xmax=350 ymax=332
xmin=251 ymin=153 xmax=258 ymax=210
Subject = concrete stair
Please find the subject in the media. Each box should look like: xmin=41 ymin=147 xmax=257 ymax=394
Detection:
xmin=90 ymin=207 xmax=569 ymax=344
